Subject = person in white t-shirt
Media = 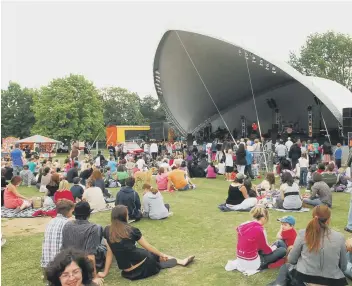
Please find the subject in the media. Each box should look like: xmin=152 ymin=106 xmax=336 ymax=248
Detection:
xmin=82 ymin=179 xmax=106 ymax=211
xmin=298 ymin=153 xmax=309 ymax=187
xmin=285 ymin=138 xmax=293 ymax=151
xmin=143 ymin=143 xmax=149 ymax=154
xmin=136 ymin=157 xmax=146 ymax=171
xmin=150 ymin=142 xmax=158 ymax=160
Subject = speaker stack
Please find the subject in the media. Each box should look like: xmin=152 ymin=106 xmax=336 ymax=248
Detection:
xmin=343 ymin=108 xmax=352 ymax=146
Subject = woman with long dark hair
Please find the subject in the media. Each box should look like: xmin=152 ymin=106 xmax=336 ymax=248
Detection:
xmin=98 ymin=205 xmax=194 ymax=280
xmin=98 ymin=205 xmax=195 ymax=280
xmin=269 ymin=205 xmax=348 ymax=286
xmin=275 ymin=172 xmax=302 ymax=210
xmin=236 ymin=144 xmax=247 ymax=175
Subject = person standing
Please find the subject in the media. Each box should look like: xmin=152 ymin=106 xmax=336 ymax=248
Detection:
xmin=10 ymin=143 xmax=24 ymax=176
xmin=335 ymin=143 xmax=343 ymax=169
xmin=236 ymin=144 xmax=247 ymax=175
xmin=225 ymin=149 xmax=234 ymax=181
xmin=285 ymin=137 xmax=293 ymax=152
xmin=275 ymin=140 xmax=287 ymax=162
xmin=150 ymin=142 xmax=158 ymax=160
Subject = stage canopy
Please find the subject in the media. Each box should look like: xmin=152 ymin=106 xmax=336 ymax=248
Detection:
xmin=153 ymin=30 xmax=352 ymax=137
xmin=16 ymin=135 xmax=61 ymax=144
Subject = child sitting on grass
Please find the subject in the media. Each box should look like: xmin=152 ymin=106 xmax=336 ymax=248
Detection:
xmin=268 ymin=216 xmax=297 ymax=269
xmin=142 ymin=183 xmax=172 ymax=220
xmin=272 ymin=215 xmax=297 ymax=250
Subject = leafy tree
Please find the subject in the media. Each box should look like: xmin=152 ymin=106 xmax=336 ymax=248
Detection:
xmin=289 ymin=31 xmax=352 ymax=90
xmin=31 ymin=74 xmax=104 ymax=142
xmin=1 ymin=82 xmax=36 ymax=138
xmin=100 ymin=87 xmax=146 ymax=126
xmin=140 ymin=95 xmax=166 ymax=123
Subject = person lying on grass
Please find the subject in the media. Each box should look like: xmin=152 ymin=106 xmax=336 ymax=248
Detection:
xmin=97 ymin=205 xmax=195 ymax=281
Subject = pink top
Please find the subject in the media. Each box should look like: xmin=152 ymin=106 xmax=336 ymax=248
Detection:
xmin=156 ymin=173 xmax=168 ymax=190
xmin=206 ymin=165 xmax=217 ymax=178
xmin=4 ymin=187 xmax=23 ymax=209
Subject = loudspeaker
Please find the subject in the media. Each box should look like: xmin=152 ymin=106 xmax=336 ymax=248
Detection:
xmin=271 ymin=124 xmax=278 ymax=144
xmin=187 ymin=134 xmax=193 ymax=147
xmin=343 ymin=117 xmax=352 ymax=134
xmin=343 ymin=108 xmax=352 ymax=118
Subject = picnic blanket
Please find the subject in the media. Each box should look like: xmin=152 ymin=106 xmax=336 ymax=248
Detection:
xmin=218 ymin=203 xmax=251 ymax=212
xmin=271 ymin=207 xmax=310 ymax=213
xmin=1 ymin=206 xmax=56 ymax=218
xmin=91 ymin=203 xmax=115 ymax=214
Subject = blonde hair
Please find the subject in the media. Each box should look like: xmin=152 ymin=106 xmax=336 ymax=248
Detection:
xmin=59 ymin=180 xmax=70 ymax=191
xmin=250 ymin=206 xmax=269 ymax=222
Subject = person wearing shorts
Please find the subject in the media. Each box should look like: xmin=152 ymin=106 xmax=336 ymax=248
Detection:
xmin=225 ymin=149 xmax=234 ymax=181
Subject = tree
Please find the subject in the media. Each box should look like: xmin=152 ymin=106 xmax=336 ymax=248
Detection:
xmin=31 ymin=74 xmax=104 ymax=142
xmin=100 ymin=87 xmax=146 ymax=126
xmin=289 ymin=31 xmax=352 ymax=91
xmin=1 ymin=82 xmax=36 ymax=138
xmin=140 ymin=95 xmax=166 ymax=123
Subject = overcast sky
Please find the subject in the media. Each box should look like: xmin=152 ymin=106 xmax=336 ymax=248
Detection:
xmin=2 ymin=1 xmax=352 ymax=97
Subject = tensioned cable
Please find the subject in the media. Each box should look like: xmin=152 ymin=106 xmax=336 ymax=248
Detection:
xmin=175 ymin=31 xmax=238 ymax=148
xmin=245 ymin=57 xmax=269 ymax=172
xmin=321 ymin=111 xmax=331 ymax=144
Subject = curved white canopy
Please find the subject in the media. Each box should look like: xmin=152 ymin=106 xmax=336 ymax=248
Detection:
xmin=153 ymin=30 xmax=352 ymax=136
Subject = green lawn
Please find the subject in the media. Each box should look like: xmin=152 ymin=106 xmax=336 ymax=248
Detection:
xmin=2 ymin=178 xmax=352 ymax=286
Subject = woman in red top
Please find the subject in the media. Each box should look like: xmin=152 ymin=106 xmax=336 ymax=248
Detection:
xmin=53 ymin=180 xmax=75 ymax=203
xmin=4 ymin=176 xmax=32 ymax=212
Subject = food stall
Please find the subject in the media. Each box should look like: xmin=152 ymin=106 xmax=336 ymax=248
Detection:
xmin=16 ymin=135 xmax=61 ymax=158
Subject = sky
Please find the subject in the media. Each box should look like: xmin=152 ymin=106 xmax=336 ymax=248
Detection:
xmin=2 ymin=1 xmax=352 ymax=98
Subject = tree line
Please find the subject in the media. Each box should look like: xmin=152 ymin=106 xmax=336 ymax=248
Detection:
xmin=1 ymin=75 xmax=166 ymax=142
xmin=2 ymin=31 xmax=351 ymax=142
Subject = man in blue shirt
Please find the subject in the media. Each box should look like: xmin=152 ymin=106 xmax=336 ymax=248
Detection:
xmin=10 ymin=143 xmax=24 ymax=176
xmin=107 ymin=157 xmax=117 ymax=173
xmin=334 ymin=143 xmax=343 ymax=169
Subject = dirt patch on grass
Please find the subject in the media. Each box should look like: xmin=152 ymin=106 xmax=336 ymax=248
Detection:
xmin=2 ymin=217 xmax=51 ymax=236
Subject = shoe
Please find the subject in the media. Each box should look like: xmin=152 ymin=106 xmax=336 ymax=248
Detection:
xmin=344 ymin=227 xmax=352 ymax=233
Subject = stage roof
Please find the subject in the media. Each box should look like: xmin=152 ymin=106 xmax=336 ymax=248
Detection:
xmin=153 ymin=30 xmax=352 ymax=136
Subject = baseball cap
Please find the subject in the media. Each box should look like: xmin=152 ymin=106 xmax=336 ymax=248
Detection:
xmin=236 ymin=173 xmax=246 ymax=180
xmin=74 ymin=201 xmax=93 ymax=216
xmin=277 ymin=215 xmax=295 ymax=226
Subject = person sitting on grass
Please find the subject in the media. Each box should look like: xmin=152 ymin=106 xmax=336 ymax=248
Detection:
xmin=345 ymin=237 xmax=352 ymax=279
xmin=321 ymin=162 xmax=338 ymax=188
xmin=269 ymin=205 xmax=348 ymax=286
xmin=3 ymin=176 xmax=32 ymax=213
xmin=107 ymin=157 xmax=117 ymax=173
xmin=80 ymin=163 xmax=93 ymax=186
xmin=116 ymin=165 xmax=129 ymax=187
xmin=271 ymin=216 xmax=297 ymax=255
xmin=46 ymin=173 xmax=61 ymax=198
xmin=225 ymin=173 xmax=249 ymax=210
xmin=115 ymin=177 xmax=142 ymax=221
xmin=27 ymin=158 xmax=37 ymax=175
xmin=156 ymin=167 xmax=168 ymax=191
xmin=225 ymin=206 xmax=287 ymax=273
xmin=41 ymin=199 xmax=75 ymax=269
xmin=45 ymin=248 xmax=104 ymax=286
xmin=19 ymin=164 xmax=36 ymax=187
xmin=224 ymin=178 xmax=257 ymax=211
xmin=90 ymin=169 xmax=110 ymax=198
xmin=257 ymin=172 xmax=275 ymax=195
xmin=167 ymin=162 xmax=194 ymax=191
xmin=206 ymin=162 xmax=217 ymax=179
xmin=62 ymin=201 xmax=112 ymax=275
xmin=66 ymin=162 xmax=79 ymax=183
xmin=97 ymin=205 xmax=195 ymax=281
xmin=54 ymin=180 xmax=75 ymax=204
xmin=70 ymin=177 xmax=85 ymax=202
xmin=82 ymin=179 xmax=107 ymax=211
xmin=303 ymin=172 xmax=332 ymax=208
xmin=142 ymin=184 xmax=171 ymax=220
xmin=275 ymin=172 xmax=302 ymax=211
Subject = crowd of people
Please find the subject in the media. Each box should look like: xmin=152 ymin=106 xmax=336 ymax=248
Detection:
xmin=2 ymin=136 xmax=352 ymax=285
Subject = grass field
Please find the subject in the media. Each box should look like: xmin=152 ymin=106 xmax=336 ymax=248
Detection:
xmin=2 ymin=177 xmax=352 ymax=286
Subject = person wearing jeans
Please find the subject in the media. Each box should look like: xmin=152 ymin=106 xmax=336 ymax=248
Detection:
xmin=225 ymin=206 xmax=286 ymax=274
xmin=10 ymin=143 xmax=24 ymax=176
xmin=298 ymin=153 xmax=309 ymax=187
